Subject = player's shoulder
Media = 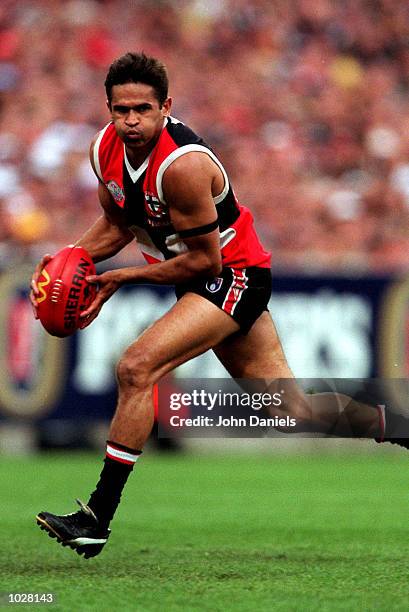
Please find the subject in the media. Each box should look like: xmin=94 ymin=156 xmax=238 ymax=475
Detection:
xmin=163 ymin=116 xmax=216 ymax=167
xmin=163 ymin=148 xmax=215 ymax=180
xmin=90 ymin=122 xmax=116 ymax=155
xmin=165 ymin=116 xmax=208 ymax=148
xmin=158 ymin=118 xmax=223 ymax=192
xmin=89 ymin=122 xmax=120 ymax=180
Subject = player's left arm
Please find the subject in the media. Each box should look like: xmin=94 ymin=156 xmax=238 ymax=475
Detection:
xmin=80 ymin=152 xmax=222 ymax=324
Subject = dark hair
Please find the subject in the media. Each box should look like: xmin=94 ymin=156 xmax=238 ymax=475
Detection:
xmin=105 ymin=52 xmax=168 ymax=107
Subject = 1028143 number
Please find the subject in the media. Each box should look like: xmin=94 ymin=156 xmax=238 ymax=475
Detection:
xmin=8 ymin=593 xmax=54 ymax=603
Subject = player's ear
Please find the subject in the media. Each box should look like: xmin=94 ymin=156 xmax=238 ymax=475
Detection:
xmin=162 ymin=97 xmax=172 ymax=116
xmin=106 ymin=99 xmax=111 ymax=112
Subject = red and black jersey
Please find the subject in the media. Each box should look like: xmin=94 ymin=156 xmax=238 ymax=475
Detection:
xmin=93 ymin=116 xmax=271 ymax=269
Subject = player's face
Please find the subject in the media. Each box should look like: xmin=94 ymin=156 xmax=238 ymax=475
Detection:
xmin=108 ymin=82 xmax=171 ymax=150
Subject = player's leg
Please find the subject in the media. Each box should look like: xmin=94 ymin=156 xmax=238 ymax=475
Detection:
xmin=88 ymin=293 xmax=241 ymax=532
xmin=213 ymin=311 xmax=382 ymax=436
xmin=37 ymin=293 xmax=240 ymax=557
xmin=109 ymin=292 xmax=240 ymax=448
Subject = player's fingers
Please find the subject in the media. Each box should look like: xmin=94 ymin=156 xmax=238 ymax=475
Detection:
xmin=34 ymin=254 xmax=52 ymax=277
xmin=29 ymin=289 xmax=38 ymax=307
xmin=79 ymin=294 xmax=104 ymax=318
xmin=79 ymin=316 xmax=95 ymax=329
xmin=29 ymin=291 xmax=39 ymax=319
xmin=32 ymin=254 xmax=53 ymax=295
xmin=85 ymin=275 xmax=99 ymax=284
xmin=79 ymin=305 xmax=96 ymax=319
xmin=31 ymin=277 xmax=40 ymax=295
xmin=78 ymin=308 xmax=100 ymax=328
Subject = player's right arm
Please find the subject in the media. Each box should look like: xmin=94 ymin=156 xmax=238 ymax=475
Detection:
xmin=74 ymin=181 xmax=134 ymax=264
xmin=75 ymin=136 xmax=134 ymax=263
xmin=30 ymin=136 xmax=134 ymax=315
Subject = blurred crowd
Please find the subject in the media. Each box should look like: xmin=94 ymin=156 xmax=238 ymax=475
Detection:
xmin=1 ymin=0 xmax=409 ymax=273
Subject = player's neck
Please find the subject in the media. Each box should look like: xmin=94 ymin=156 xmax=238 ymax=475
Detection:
xmin=125 ymin=141 xmax=156 ymax=170
xmin=124 ymin=116 xmax=167 ymax=168
xmin=125 ymin=136 xmax=160 ymax=169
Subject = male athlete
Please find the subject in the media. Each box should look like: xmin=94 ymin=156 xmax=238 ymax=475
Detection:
xmin=30 ymin=53 xmax=408 ymax=559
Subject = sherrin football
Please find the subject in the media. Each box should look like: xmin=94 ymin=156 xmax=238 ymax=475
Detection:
xmin=36 ymin=245 xmax=96 ymax=337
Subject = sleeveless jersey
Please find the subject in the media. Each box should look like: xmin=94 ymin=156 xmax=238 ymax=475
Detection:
xmin=93 ymin=116 xmax=271 ymax=269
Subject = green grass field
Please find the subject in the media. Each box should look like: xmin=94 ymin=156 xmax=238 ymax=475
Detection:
xmin=2 ymin=449 xmax=409 ymax=611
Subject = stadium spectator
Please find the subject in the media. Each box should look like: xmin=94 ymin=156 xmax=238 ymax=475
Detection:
xmin=1 ymin=0 xmax=409 ymax=272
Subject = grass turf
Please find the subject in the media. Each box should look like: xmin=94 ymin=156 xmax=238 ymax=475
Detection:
xmin=1 ymin=449 xmax=409 ymax=611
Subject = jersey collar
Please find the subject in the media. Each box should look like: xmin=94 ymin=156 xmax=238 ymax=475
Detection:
xmin=123 ymin=117 xmax=169 ymax=183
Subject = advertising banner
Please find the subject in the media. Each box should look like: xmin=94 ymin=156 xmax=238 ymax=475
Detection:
xmin=0 ymin=265 xmax=407 ymax=424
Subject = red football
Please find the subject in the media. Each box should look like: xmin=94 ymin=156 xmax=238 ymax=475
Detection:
xmin=36 ymin=245 xmax=97 ymax=337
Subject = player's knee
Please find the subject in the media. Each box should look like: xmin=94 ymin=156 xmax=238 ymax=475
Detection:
xmin=116 ymin=348 xmax=155 ymax=390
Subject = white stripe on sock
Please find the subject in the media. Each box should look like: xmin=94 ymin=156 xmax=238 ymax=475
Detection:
xmin=106 ymin=445 xmax=139 ymax=464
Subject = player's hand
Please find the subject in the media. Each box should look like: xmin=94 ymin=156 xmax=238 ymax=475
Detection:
xmin=79 ymin=270 xmax=122 ymax=328
xmin=29 ymin=254 xmax=53 ymax=319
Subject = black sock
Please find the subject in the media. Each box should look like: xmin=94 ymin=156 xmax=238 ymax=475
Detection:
xmin=87 ymin=441 xmax=142 ymax=529
xmin=383 ymin=409 xmax=409 ymax=439
xmin=353 ymin=383 xmax=409 ymax=439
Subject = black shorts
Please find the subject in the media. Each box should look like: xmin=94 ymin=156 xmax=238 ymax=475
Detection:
xmin=175 ymin=267 xmax=272 ymax=334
